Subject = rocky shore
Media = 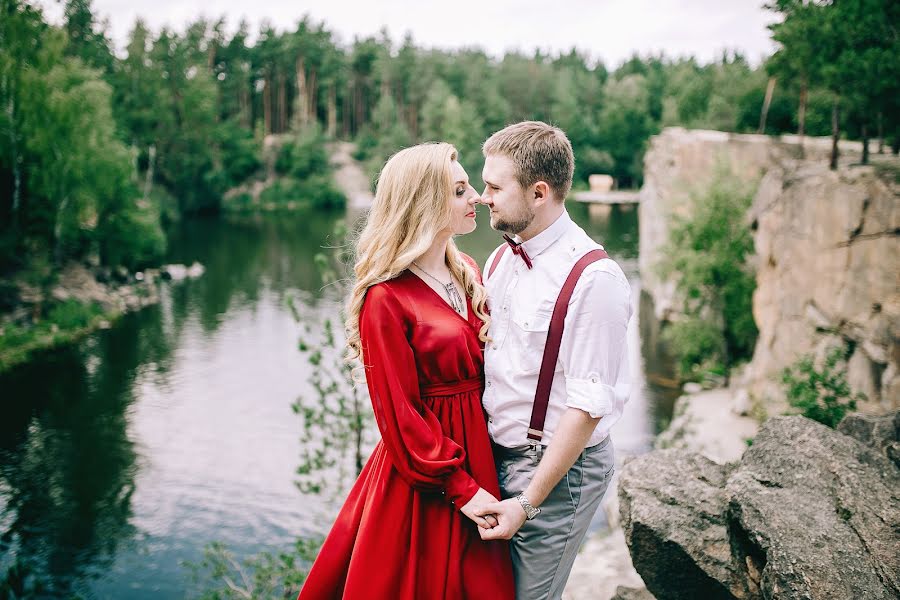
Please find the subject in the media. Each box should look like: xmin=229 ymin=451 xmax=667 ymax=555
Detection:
xmin=0 ymin=261 xmax=203 ymax=372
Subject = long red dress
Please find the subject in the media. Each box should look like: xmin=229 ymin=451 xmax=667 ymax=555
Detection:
xmin=297 ymin=262 xmax=515 ymax=600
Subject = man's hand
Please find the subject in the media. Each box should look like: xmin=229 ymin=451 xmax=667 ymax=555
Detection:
xmin=460 ymin=488 xmax=501 ymax=529
xmin=474 ymin=498 xmax=527 ymax=540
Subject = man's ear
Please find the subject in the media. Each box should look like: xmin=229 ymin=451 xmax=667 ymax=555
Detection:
xmin=532 ymin=181 xmax=551 ymax=208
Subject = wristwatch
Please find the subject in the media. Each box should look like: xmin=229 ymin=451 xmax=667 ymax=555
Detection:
xmin=516 ymin=494 xmax=541 ymax=520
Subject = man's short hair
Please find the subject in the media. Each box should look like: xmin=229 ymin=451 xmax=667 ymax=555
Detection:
xmin=482 ymin=121 xmax=575 ymax=201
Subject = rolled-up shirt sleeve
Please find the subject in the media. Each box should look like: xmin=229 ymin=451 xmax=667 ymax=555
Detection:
xmin=559 ymin=266 xmax=632 ymax=418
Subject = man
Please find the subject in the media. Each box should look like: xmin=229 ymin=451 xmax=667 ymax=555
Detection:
xmin=475 ymin=121 xmax=632 ymax=600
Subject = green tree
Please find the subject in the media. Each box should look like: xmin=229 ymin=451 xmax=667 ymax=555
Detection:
xmin=657 ymin=167 xmax=759 ymax=381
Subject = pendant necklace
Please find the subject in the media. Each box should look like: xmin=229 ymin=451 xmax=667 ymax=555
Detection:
xmin=412 ymin=261 xmax=465 ymax=315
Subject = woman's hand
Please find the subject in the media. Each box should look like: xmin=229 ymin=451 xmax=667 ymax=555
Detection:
xmin=460 ymin=488 xmax=501 ymax=529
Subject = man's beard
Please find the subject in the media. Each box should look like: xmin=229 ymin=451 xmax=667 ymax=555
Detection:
xmin=491 ymin=203 xmax=534 ymax=235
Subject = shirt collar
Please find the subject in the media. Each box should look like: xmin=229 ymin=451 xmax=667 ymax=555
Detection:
xmin=516 ymin=210 xmax=573 ymax=260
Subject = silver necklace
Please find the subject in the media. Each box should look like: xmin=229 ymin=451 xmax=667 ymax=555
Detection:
xmin=412 ymin=261 xmax=465 ymax=315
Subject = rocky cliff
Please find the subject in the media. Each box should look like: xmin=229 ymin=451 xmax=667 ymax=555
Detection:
xmin=748 ymin=161 xmax=899 ymax=410
xmin=639 ymin=128 xmax=897 ymax=411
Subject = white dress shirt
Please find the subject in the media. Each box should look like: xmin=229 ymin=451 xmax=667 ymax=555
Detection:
xmin=483 ymin=210 xmax=632 ymax=448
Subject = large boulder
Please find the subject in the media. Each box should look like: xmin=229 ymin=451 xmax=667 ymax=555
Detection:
xmin=837 ymin=411 xmax=900 ymax=467
xmin=620 ymin=414 xmax=900 ymax=600
xmin=727 ymin=416 xmax=900 ymax=600
xmin=618 ymin=450 xmax=756 ymax=599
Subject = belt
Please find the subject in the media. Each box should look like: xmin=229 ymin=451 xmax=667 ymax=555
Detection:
xmin=419 ymin=376 xmax=483 ymax=397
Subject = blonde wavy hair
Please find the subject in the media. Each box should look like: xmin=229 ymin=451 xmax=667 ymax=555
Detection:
xmin=345 ymin=142 xmax=491 ymax=361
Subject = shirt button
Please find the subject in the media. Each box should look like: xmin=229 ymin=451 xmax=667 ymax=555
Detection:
xmin=487 ymin=381 xmax=492 ymax=387
xmin=591 ymin=377 xmax=598 ymax=383
xmin=492 ymin=344 xmax=497 ymax=350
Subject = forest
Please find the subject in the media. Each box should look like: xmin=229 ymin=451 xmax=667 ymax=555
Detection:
xmin=1 ymin=0 xmax=897 ymax=275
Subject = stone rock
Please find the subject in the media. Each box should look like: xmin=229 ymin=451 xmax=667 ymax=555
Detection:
xmin=846 ymin=346 xmax=883 ymax=406
xmin=725 ymin=416 xmax=900 ymax=599
xmin=837 ymin=411 xmax=900 ymax=468
xmin=161 ymin=262 xmax=205 ymax=281
xmin=731 ymin=389 xmax=751 ymax=416
xmin=611 ymin=586 xmax=656 ymax=600
xmin=639 ymin=128 xmax=860 ymax=324
xmin=745 ymin=161 xmax=898 ymax=409
xmin=621 ymin=414 xmax=900 ymax=599
xmin=682 ymin=382 xmax=703 ymax=394
xmin=618 ymin=450 xmax=754 ymax=600
xmin=589 ymin=174 xmax=615 ymax=192
xmin=638 ymin=127 xmax=898 ymax=410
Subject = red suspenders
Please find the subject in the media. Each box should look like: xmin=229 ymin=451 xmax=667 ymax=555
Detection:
xmin=486 ymin=244 xmax=610 ymax=443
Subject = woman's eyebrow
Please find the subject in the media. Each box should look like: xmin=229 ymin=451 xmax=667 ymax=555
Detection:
xmin=454 ymin=179 xmax=468 ymax=185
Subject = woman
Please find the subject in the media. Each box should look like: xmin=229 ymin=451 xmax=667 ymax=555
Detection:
xmin=297 ymin=143 xmax=515 ymax=599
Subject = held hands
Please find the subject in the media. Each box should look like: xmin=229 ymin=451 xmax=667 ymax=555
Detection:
xmin=474 ymin=498 xmax=528 ymax=540
xmin=460 ymin=488 xmax=501 ymax=529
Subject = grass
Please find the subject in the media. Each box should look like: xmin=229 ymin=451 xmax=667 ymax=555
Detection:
xmin=0 ymin=300 xmax=117 ymax=373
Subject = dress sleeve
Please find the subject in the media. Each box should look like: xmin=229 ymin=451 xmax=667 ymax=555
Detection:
xmin=359 ymin=283 xmax=480 ymax=509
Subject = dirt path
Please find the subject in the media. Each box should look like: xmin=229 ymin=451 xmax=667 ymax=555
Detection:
xmin=328 ymin=142 xmax=374 ymax=209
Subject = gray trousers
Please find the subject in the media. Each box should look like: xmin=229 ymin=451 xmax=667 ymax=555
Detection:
xmin=495 ymin=437 xmax=616 ymax=600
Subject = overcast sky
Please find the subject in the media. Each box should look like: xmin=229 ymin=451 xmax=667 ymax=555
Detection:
xmin=38 ymin=0 xmax=778 ymax=67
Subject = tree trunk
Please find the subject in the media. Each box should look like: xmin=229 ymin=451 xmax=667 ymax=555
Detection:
xmin=758 ymin=76 xmax=776 ymax=134
xmin=409 ymin=103 xmax=418 ymax=139
xmin=294 ymin=56 xmax=309 ymax=130
xmin=307 ymin=68 xmax=318 ymax=125
xmin=239 ymin=76 xmax=250 ymax=129
xmin=53 ymin=195 xmax=70 ymax=266
xmin=877 ymin=111 xmax=884 ymax=154
xmin=143 ymin=144 xmax=156 ymax=201
xmin=5 ymin=76 xmax=21 ymax=227
xmin=342 ymin=90 xmax=351 ymax=138
xmin=798 ymin=80 xmax=807 ymax=138
xmin=263 ymin=75 xmax=272 ymax=135
xmin=830 ymin=99 xmax=840 ymax=171
xmin=326 ymin=84 xmax=337 ymax=138
xmin=861 ymin=123 xmax=869 ymax=165
xmin=277 ymin=71 xmax=287 ymax=134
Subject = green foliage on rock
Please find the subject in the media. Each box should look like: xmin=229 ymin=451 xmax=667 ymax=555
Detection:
xmin=782 ymin=347 xmax=865 ymax=428
xmin=657 ymin=167 xmax=759 ymax=381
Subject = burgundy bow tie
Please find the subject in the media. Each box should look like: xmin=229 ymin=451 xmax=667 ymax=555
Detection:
xmin=503 ymin=234 xmax=533 ymax=269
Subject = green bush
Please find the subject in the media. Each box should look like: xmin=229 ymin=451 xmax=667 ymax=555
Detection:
xmin=275 ymin=127 xmax=330 ymax=180
xmin=259 ymin=175 xmax=345 ymax=211
xmin=98 ymin=197 xmax=167 ymax=271
xmin=661 ymin=317 xmax=726 ymax=381
xmin=782 ymin=347 xmax=865 ymax=428
xmin=0 ymin=300 xmax=107 ymax=371
xmin=186 ymin=538 xmax=322 ymax=600
xmin=46 ymin=299 xmax=105 ymax=330
xmin=656 ymin=166 xmax=759 ymax=381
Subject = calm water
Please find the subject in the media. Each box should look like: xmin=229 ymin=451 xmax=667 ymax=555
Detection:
xmin=0 ymin=203 xmax=677 ymax=598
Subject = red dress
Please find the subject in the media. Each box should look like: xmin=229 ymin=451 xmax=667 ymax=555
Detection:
xmin=297 ymin=262 xmax=516 ymax=600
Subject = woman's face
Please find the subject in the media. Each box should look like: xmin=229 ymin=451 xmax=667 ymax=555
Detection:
xmin=446 ymin=160 xmax=480 ymax=236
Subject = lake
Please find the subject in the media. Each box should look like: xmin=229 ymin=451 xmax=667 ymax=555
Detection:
xmin=0 ymin=202 xmax=678 ymax=598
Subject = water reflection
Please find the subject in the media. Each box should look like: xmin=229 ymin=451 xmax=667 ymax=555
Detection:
xmin=0 ymin=315 xmax=172 ymax=596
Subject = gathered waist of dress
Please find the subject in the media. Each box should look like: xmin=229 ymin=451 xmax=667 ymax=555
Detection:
xmin=419 ymin=376 xmax=483 ymax=397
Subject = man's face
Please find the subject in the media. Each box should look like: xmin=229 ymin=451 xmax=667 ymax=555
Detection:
xmin=480 ymin=154 xmax=534 ymax=235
